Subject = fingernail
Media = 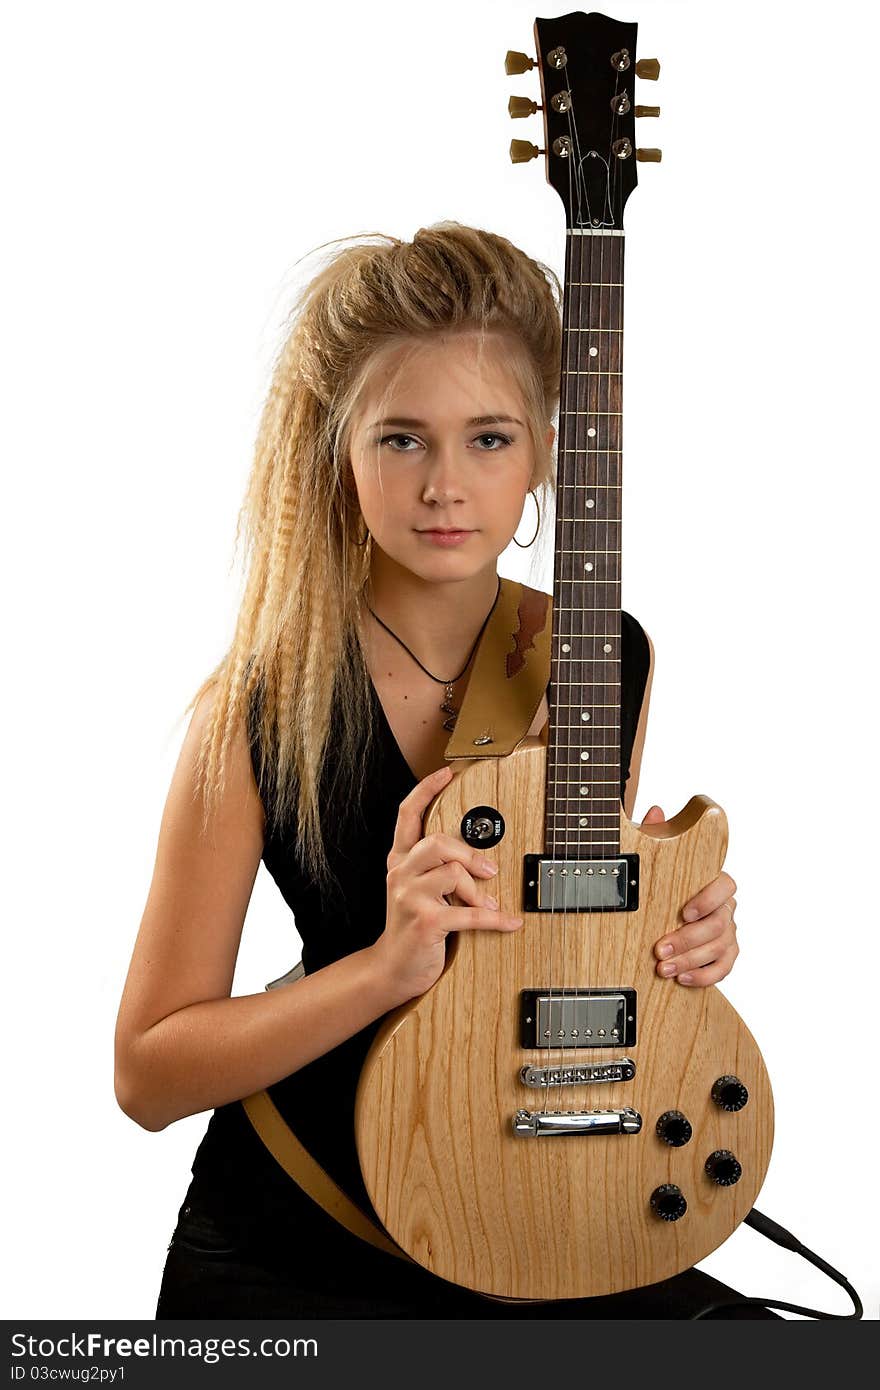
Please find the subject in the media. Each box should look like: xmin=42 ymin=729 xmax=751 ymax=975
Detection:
xmin=683 ymin=906 xmax=699 ymax=922
xmin=678 ymin=973 xmax=694 ymax=985
xmin=486 ymin=895 xmax=499 ymax=909
xmin=657 ymin=943 xmax=674 ymax=959
xmin=510 ymin=917 xmax=524 ymax=926
xmin=659 ymin=962 xmax=677 ymax=977
xmin=481 ymin=861 xmax=499 ymax=875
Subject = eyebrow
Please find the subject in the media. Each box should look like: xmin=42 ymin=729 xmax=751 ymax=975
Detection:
xmin=367 ymin=414 xmax=525 ymax=430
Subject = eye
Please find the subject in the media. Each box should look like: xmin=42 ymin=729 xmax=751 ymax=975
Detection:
xmin=378 ymin=433 xmax=420 ymax=451
xmin=473 ymin=432 xmax=513 ymax=450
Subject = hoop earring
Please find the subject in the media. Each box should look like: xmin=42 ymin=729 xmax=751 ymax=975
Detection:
xmin=512 ymin=489 xmax=540 ymax=548
xmin=354 ymin=520 xmax=371 ymax=547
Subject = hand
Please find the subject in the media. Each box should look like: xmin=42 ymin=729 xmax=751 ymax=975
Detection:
xmin=641 ymin=804 xmax=739 ymax=987
xmin=371 ymin=766 xmax=524 ymax=1007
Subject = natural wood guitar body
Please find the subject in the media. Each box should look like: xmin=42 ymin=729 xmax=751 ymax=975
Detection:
xmin=355 ymin=740 xmax=774 ymax=1300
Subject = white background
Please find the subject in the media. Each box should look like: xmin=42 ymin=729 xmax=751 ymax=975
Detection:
xmin=3 ymin=0 xmax=877 ymax=1321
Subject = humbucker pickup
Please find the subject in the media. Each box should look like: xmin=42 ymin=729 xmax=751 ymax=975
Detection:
xmin=522 ymin=855 xmax=639 ymax=912
xmin=520 ymin=988 xmax=637 ymax=1049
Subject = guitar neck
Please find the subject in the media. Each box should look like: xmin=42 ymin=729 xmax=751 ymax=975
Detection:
xmin=545 ymin=230 xmax=624 ymax=858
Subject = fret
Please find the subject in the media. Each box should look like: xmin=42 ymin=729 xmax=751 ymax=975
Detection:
xmin=559 ymin=449 xmax=622 ymax=455
xmin=561 ymin=411 xmax=622 ymax=417
xmin=566 ymin=327 xmax=623 ymax=333
xmin=567 ymin=228 xmax=625 ymax=237
xmin=561 ymin=370 xmax=622 ymax=376
xmin=568 ymin=281 xmax=624 ymax=286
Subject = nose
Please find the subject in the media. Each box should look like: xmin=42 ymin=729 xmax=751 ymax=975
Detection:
xmin=420 ymin=445 xmax=467 ymax=506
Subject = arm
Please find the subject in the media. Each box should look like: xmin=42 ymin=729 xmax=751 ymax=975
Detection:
xmin=114 ymin=686 xmax=400 ymax=1133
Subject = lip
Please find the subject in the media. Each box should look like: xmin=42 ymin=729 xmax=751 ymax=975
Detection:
xmin=416 ymin=528 xmax=476 ymax=547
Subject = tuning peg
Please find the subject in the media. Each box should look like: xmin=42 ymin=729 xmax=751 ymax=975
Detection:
xmin=635 ymin=147 xmax=662 ymax=162
xmin=509 ymin=139 xmax=542 ymax=164
xmin=635 ymin=58 xmax=660 ymax=80
xmin=509 ymin=95 xmax=539 ymax=118
xmin=505 ymin=50 xmax=537 ymax=75
xmin=634 ymin=105 xmax=660 ymax=118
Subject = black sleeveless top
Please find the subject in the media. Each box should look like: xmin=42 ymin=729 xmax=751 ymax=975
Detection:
xmin=185 ymin=603 xmax=651 ymax=1270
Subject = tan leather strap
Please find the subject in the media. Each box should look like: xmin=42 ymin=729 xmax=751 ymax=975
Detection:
xmin=443 ymin=578 xmax=551 ymax=760
xmin=241 ymin=1089 xmax=412 ymax=1262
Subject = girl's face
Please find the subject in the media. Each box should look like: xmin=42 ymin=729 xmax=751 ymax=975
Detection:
xmin=348 ymin=331 xmax=554 ymax=584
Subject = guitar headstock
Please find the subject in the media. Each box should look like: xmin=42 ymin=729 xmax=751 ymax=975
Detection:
xmin=506 ymin=11 xmax=660 ymax=230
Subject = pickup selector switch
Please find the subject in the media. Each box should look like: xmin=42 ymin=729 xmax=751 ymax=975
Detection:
xmin=705 ymin=1150 xmax=743 ymax=1186
xmin=711 ymin=1075 xmax=749 ymax=1112
xmin=650 ymin=1184 xmax=687 ymax=1221
xmin=655 ymin=1110 xmax=692 ymax=1147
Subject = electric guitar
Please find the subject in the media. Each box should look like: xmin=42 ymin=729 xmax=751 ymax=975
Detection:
xmin=355 ymin=9 xmax=774 ymax=1300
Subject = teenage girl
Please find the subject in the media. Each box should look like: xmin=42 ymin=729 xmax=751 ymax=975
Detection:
xmin=115 ymin=222 xmax=762 ymax=1318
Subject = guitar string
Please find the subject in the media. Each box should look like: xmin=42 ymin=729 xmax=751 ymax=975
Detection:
xmin=560 ymin=81 xmax=590 ymax=1115
xmin=562 ymin=59 xmax=625 ymax=1120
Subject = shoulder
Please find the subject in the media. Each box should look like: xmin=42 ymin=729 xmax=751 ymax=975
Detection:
xmin=622 ymin=609 xmax=653 ymax=677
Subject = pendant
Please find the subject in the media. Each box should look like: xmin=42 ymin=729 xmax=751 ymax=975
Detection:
xmin=441 ymin=682 xmax=458 ymax=732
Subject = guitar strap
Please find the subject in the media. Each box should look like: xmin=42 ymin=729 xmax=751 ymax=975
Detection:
xmin=241 ymin=577 xmax=553 ymax=1303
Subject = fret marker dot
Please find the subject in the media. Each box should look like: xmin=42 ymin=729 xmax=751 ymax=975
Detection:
xmin=587 ymin=427 xmax=596 ymax=438
xmin=584 ymin=562 xmax=594 ymax=571
xmin=562 ymin=642 xmax=571 ymax=652
xmin=586 ymin=499 xmax=595 ymax=508
xmin=581 ymin=712 xmax=590 ymax=721
xmin=580 ymin=786 xmax=588 ymax=795
xmin=580 ymin=751 xmax=590 ymax=761
xmin=579 ymin=817 xmax=589 ymax=827
xmin=589 ymin=346 xmax=598 ymax=357
xmin=603 ymin=643 xmax=612 ymax=652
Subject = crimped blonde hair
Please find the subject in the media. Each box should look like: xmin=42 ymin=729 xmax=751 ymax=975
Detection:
xmin=187 ymin=220 xmax=562 ymax=897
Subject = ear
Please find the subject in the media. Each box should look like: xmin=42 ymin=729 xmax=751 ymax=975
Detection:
xmin=530 ymin=423 xmax=557 ymax=490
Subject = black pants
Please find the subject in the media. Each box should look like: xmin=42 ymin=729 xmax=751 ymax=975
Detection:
xmin=155 ymin=1183 xmax=780 ymax=1320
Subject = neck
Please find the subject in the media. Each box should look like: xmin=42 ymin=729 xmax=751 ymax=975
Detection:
xmin=362 ymin=549 xmax=501 ymax=675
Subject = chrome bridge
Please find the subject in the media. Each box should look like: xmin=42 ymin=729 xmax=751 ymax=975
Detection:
xmin=523 ymin=854 xmax=639 ymax=912
xmin=513 ymin=1107 xmax=643 ymax=1138
xmin=520 ymin=1058 xmax=636 ymax=1088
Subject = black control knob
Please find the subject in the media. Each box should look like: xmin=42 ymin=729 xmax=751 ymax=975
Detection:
xmin=705 ymin=1150 xmax=743 ymax=1186
xmin=711 ymin=1075 xmax=749 ymax=1112
xmin=650 ymin=1184 xmax=688 ymax=1222
xmin=655 ymin=1110 xmax=692 ymax=1147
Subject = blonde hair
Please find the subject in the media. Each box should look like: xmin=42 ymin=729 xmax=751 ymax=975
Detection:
xmin=187 ymin=220 xmax=562 ymax=896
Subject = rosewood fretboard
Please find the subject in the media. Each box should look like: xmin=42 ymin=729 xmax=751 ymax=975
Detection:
xmin=545 ymin=229 xmax=624 ymax=858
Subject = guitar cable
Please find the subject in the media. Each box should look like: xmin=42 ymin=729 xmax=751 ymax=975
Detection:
xmin=690 ymin=1207 xmax=864 ymax=1320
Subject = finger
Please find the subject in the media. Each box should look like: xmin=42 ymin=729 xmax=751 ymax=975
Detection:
xmin=418 ymin=861 xmax=503 ymax=911
xmin=676 ymin=944 xmax=739 ymax=987
xmin=681 ymin=873 xmax=738 ymax=922
xmin=405 ymin=830 xmax=499 ymax=882
xmin=654 ymin=911 xmax=736 ymax=961
xmin=657 ymin=936 xmax=732 ymax=977
xmin=441 ymin=904 xmax=524 ymax=933
xmin=388 ymin=766 xmax=454 ymax=862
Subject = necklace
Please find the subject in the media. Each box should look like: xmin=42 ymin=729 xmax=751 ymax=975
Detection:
xmin=363 ymin=575 xmax=502 ymax=732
